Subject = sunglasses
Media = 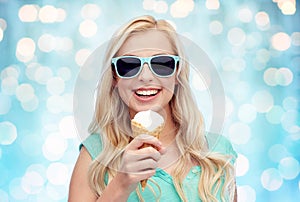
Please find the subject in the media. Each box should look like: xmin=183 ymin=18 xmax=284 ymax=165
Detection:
xmin=111 ymin=55 xmax=180 ymax=79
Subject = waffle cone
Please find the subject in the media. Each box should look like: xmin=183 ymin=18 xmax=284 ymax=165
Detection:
xmin=131 ymin=120 xmax=164 ymax=191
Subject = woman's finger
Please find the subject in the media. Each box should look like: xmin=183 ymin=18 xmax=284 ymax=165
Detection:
xmin=128 ymin=134 xmax=162 ymax=151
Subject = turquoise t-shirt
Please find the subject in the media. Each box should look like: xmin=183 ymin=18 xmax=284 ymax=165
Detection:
xmin=81 ymin=132 xmax=237 ymax=201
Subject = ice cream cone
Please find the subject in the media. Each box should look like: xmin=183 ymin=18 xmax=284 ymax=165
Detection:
xmin=130 ymin=110 xmax=164 ymax=191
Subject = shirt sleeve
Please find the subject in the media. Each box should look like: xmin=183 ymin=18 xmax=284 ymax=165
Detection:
xmin=79 ymin=133 xmax=102 ymax=160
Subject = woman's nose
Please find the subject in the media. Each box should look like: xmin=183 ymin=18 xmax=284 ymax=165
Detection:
xmin=137 ymin=63 xmax=154 ymax=81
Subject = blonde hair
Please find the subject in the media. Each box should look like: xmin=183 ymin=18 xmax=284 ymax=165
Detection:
xmin=88 ymin=15 xmax=235 ymax=201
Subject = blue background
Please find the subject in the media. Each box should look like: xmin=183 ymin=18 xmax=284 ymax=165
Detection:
xmin=0 ymin=0 xmax=299 ymax=201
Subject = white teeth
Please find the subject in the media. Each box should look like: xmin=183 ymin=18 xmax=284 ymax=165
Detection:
xmin=136 ymin=89 xmax=158 ymax=96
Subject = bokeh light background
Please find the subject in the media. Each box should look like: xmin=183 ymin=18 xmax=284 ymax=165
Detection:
xmin=0 ymin=0 xmax=299 ymax=201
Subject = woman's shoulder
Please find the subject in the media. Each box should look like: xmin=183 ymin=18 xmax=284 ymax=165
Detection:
xmin=80 ymin=133 xmax=102 ymax=160
xmin=205 ymin=131 xmax=238 ymax=162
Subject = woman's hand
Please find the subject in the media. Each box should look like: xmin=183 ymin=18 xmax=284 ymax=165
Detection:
xmin=116 ymin=134 xmax=165 ymax=193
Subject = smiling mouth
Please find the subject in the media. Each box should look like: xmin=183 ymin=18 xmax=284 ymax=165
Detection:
xmin=135 ymin=89 xmax=159 ymax=97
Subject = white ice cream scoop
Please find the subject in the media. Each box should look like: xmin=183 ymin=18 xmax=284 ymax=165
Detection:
xmin=132 ymin=110 xmax=164 ymax=131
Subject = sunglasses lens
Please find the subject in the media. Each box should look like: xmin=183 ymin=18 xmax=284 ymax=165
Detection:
xmin=151 ymin=56 xmax=176 ymax=76
xmin=116 ymin=57 xmax=141 ymax=77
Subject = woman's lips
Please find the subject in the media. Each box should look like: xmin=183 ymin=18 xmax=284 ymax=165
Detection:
xmin=133 ymin=88 xmax=161 ymax=102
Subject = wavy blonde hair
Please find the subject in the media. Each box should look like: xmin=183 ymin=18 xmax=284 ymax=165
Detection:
xmin=88 ymin=15 xmax=235 ymax=202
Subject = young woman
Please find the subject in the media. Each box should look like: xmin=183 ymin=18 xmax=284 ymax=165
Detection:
xmin=69 ymin=15 xmax=237 ymax=202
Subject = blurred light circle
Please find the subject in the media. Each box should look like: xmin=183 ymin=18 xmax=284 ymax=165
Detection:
xmin=36 ymin=190 xmax=53 ymax=202
xmin=0 ymin=121 xmax=17 ymax=145
xmin=221 ymin=57 xmax=233 ymax=71
xmin=233 ymin=58 xmax=246 ymax=72
xmin=62 ymin=93 xmax=73 ymax=113
xmin=281 ymin=110 xmax=298 ymax=133
xmin=56 ymin=8 xmax=67 ymax=22
xmin=170 ymin=0 xmax=194 ymax=18
xmin=205 ymin=0 xmax=220 ymax=10
xmin=261 ymin=168 xmax=283 ymax=191
xmin=290 ymin=129 xmax=300 ymax=141
xmin=233 ymin=81 xmax=250 ymax=102
xmin=283 ymin=96 xmax=298 ymax=110
xmin=16 ymin=37 xmax=36 ymax=57
xmin=252 ymin=90 xmax=274 ymax=113
xmin=291 ymin=32 xmax=300 ymax=46
xmin=79 ymin=20 xmax=98 ymax=38
xmin=81 ymin=4 xmax=101 ymax=20
xmin=209 ymin=20 xmax=223 ymax=35
xmin=35 ymin=66 xmax=53 ymax=84
xmin=0 ymin=28 xmax=3 ymax=42
xmin=46 ymin=77 xmax=65 ymax=95
xmin=238 ymin=104 xmax=257 ymax=123
xmin=154 ymin=1 xmax=168 ymax=13
xmin=1 ymin=76 xmax=18 ymax=95
xmin=0 ymin=93 xmax=11 ymax=115
xmin=271 ymin=32 xmax=291 ymax=51
xmin=18 ymin=4 xmax=39 ymax=22
xmin=256 ymin=49 xmax=270 ymax=63
xmin=42 ymin=132 xmax=67 ymax=161
xmin=57 ymin=67 xmax=71 ymax=81
xmin=9 ymin=178 xmax=27 ymax=200
xmin=255 ymin=12 xmax=270 ymax=28
xmin=265 ymin=105 xmax=284 ymax=124
xmin=16 ymin=52 xmax=34 ymax=63
xmin=0 ymin=18 xmax=7 ymax=30
xmin=268 ymin=144 xmax=290 ymax=163
xmin=231 ymin=46 xmax=246 ymax=57
xmin=1 ymin=66 xmax=20 ymax=79
xmin=245 ymin=32 xmax=262 ymax=49
xmin=238 ymin=7 xmax=253 ymax=23
xmin=47 ymin=163 xmax=69 ymax=185
xmin=46 ymin=95 xmax=64 ymax=114
xmin=227 ymin=27 xmax=246 ymax=46
xmin=21 ymin=171 xmax=44 ymax=194
xmin=143 ymin=0 xmax=156 ymax=10
xmin=275 ymin=67 xmax=293 ymax=86
xmin=21 ymin=95 xmax=39 ymax=112
xmin=236 ymin=154 xmax=249 ymax=177
xmin=15 ymin=83 xmax=35 ymax=102
xmin=278 ymin=157 xmax=300 ymax=180
xmin=39 ymin=5 xmax=57 ymax=23
xmin=222 ymin=57 xmax=245 ymax=72
xmin=263 ymin=67 xmax=277 ymax=86
xmin=280 ymin=1 xmax=296 ymax=15
xmin=25 ymin=62 xmax=40 ymax=81
xmin=46 ymin=183 xmax=68 ymax=200
xmin=0 ymin=189 xmax=9 ymax=201
xmin=75 ymin=49 xmax=92 ymax=66
xmin=253 ymin=59 xmax=266 ymax=71
xmin=237 ymin=185 xmax=256 ymax=202
xmin=38 ymin=34 xmax=56 ymax=52
xmin=26 ymin=164 xmax=47 ymax=178
xmin=228 ymin=122 xmax=251 ymax=145
xmin=59 ymin=116 xmax=77 ymax=139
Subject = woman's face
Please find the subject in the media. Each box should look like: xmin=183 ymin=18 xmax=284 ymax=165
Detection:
xmin=115 ymin=30 xmax=177 ymax=117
